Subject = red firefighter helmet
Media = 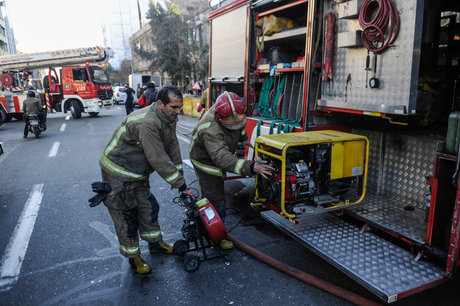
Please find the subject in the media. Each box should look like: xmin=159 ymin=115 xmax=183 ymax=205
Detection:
xmin=215 ymin=91 xmax=246 ymax=130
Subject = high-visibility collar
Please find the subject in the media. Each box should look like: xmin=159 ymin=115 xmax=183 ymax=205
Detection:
xmin=189 ymin=122 xmax=211 ymax=153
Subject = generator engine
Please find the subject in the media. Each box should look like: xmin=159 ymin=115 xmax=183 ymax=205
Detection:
xmin=254 ymin=131 xmax=369 ymax=219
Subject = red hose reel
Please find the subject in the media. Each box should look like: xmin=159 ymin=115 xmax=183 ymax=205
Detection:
xmin=359 ymin=0 xmax=400 ymax=53
xmin=1 ymin=73 xmax=14 ymax=86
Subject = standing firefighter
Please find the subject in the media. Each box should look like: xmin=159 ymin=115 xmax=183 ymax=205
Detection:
xmin=189 ymin=91 xmax=273 ymax=249
xmin=91 ymin=86 xmax=195 ymax=274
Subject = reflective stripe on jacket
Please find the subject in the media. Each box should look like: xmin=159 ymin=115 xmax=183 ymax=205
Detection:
xmin=100 ymin=103 xmax=185 ymax=188
xmin=189 ymin=105 xmax=253 ymax=177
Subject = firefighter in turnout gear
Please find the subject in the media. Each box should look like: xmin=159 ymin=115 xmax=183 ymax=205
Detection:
xmin=97 ymin=86 xmax=195 ymax=274
xmin=189 ymin=91 xmax=273 ymax=249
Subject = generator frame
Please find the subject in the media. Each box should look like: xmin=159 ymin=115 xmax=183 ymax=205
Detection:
xmin=253 ymin=130 xmax=369 ymax=220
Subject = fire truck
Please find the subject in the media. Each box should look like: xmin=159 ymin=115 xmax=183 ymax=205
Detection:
xmin=0 ymin=46 xmax=114 ymax=122
xmin=209 ymin=0 xmax=460 ymax=303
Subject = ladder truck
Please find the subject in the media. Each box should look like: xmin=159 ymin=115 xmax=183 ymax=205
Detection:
xmin=0 ymin=46 xmax=114 ymax=122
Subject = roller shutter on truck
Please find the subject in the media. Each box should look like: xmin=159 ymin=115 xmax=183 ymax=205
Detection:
xmin=210 ymin=4 xmax=248 ymax=82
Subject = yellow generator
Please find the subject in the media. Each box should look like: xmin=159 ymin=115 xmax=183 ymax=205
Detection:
xmin=254 ymin=130 xmax=369 ymax=220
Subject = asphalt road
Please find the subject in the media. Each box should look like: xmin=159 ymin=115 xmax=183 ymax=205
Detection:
xmin=0 ymin=106 xmax=459 ymax=305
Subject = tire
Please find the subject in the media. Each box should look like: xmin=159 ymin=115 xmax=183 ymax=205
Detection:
xmin=183 ymin=254 xmax=200 ymax=273
xmin=33 ymin=126 xmax=40 ymax=138
xmin=89 ymin=112 xmax=99 ymax=117
xmin=0 ymin=107 xmax=6 ymax=123
xmin=173 ymin=240 xmax=189 ymax=256
xmin=70 ymin=100 xmax=81 ymax=119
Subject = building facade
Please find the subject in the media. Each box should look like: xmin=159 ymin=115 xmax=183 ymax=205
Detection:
xmin=129 ymin=0 xmax=210 ymax=86
xmin=103 ymin=0 xmax=152 ymax=69
xmin=0 ymin=1 xmax=16 ymax=55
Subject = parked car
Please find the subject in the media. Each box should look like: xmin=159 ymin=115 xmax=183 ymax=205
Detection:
xmin=113 ymin=86 xmax=127 ymax=104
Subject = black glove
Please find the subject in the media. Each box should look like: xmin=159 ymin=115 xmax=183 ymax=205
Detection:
xmin=91 ymin=182 xmax=111 ymax=193
xmin=89 ymin=181 xmax=112 ymax=207
xmin=88 ymin=193 xmax=108 ymax=207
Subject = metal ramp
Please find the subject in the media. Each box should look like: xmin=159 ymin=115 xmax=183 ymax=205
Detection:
xmin=261 ymin=210 xmax=446 ymax=303
xmin=346 ymin=193 xmax=428 ymax=244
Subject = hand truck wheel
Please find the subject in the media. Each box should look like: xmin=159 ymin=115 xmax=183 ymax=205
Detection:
xmin=173 ymin=239 xmax=189 ymax=256
xmin=183 ymin=254 xmax=200 ymax=272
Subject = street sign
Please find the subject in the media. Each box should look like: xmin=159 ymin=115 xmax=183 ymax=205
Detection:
xmin=191 ymin=81 xmax=201 ymax=90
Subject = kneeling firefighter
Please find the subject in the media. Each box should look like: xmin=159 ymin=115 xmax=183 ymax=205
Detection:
xmin=189 ymin=91 xmax=274 ymax=249
xmin=90 ymin=86 xmax=195 ymax=274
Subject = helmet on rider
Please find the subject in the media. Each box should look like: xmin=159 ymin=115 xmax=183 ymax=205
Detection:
xmin=27 ymin=90 xmax=36 ymax=97
xmin=215 ymin=91 xmax=246 ymax=130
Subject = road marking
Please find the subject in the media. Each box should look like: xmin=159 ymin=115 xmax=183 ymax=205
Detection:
xmin=0 ymin=184 xmax=44 ymax=292
xmin=176 ymin=134 xmax=190 ymax=144
xmin=65 ymin=116 xmax=71 ymax=120
xmin=59 ymin=123 xmax=66 ymax=132
xmin=48 ymin=142 xmax=60 ymax=157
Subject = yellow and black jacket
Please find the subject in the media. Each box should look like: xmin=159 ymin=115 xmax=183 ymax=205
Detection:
xmin=100 ymin=103 xmax=184 ymax=188
xmin=189 ymin=106 xmax=254 ymax=177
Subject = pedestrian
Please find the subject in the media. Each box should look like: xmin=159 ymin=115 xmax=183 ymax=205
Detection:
xmin=22 ymin=90 xmax=46 ymax=138
xmin=189 ymin=91 xmax=274 ymax=249
xmin=200 ymin=87 xmax=209 ymax=110
xmin=124 ymin=84 xmax=135 ymax=115
xmin=92 ymin=86 xmax=196 ymax=274
xmin=142 ymin=82 xmax=158 ymax=106
xmin=136 ymin=83 xmax=141 ymax=99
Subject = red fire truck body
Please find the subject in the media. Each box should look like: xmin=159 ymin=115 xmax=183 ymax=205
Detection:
xmin=208 ymin=0 xmax=460 ymax=303
xmin=0 ymin=46 xmax=113 ymax=122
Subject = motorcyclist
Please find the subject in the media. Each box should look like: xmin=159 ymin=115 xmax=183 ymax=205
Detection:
xmin=22 ymin=90 xmax=46 ymax=138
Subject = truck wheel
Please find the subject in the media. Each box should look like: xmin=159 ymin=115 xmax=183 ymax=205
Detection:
xmin=70 ymin=100 xmax=81 ymax=119
xmin=4 ymin=113 xmax=12 ymax=122
xmin=0 ymin=108 xmax=6 ymax=123
xmin=89 ymin=112 xmax=99 ymax=117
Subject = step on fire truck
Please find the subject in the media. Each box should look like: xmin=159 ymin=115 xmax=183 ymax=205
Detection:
xmin=209 ymin=0 xmax=460 ymax=303
xmin=0 ymin=46 xmax=114 ymax=122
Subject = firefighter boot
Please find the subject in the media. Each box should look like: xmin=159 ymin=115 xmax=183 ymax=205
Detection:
xmin=149 ymin=240 xmax=173 ymax=254
xmin=219 ymin=239 xmax=234 ymax=250
xmin=129 ymin=255 xmax=151 ymax=274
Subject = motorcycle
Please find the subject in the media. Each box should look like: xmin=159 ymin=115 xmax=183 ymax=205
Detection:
xmin=26 ymin=113 xmax=46 ymax=138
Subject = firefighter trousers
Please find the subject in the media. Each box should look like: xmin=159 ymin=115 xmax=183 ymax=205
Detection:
xmin=102 ymin=171 xmax=162 ymax=258
xmin=194 ymin=168 xmax=227 ymax=220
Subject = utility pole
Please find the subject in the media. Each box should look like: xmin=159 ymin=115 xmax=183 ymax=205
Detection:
xmin=137 ymin=0 xmax=142 ymax=29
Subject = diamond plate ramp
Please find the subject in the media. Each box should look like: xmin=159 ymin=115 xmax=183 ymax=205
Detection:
xmin=261 ymin=211 xmax=445 ymax=303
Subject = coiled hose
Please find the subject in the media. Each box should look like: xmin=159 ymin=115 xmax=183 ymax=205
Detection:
xmin=359 ymin=0 xmax=400 ymax=52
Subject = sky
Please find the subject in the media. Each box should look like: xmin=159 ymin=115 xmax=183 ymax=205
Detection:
xmin=6 ymin=0 xmax=110 ymax=53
